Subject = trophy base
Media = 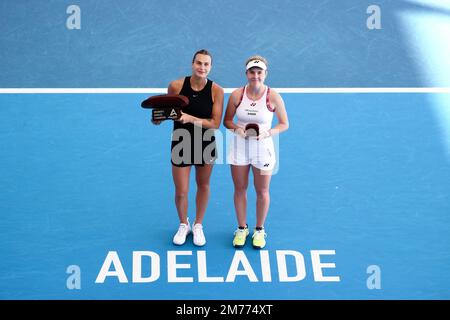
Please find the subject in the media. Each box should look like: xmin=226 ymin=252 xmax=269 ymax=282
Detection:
xmin=245 ymin=123 xmax=260 ymax=137
xmin=152 ymin=107 xmax=181 ymax=121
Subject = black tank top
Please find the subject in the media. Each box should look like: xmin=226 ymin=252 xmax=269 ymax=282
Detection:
xmin=171 ymin=76 xmax=216 ymax=166
xmin=174 ymin=76 xmax=213 ymax=128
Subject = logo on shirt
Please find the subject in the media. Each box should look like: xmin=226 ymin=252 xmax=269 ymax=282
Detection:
xmin=250 ymin=102 xmax=256 ymax=107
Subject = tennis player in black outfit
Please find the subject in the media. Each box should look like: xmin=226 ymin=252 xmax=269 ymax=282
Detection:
xmin=153 ymin=49 xmax=224 ymax=246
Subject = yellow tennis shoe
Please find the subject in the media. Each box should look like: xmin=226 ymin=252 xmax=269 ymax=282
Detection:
xmin=233 ymin=226 xmax=249 ymax=248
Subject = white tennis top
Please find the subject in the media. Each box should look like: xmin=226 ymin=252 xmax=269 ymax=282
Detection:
xmin=235 ymin=85 xmax=275 ymax=132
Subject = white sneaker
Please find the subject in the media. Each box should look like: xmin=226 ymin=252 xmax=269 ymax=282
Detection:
xmin=173 ymin=219 xmax=191 ymax=245
xmin=192 ymin=223 xmax=206 ymax=246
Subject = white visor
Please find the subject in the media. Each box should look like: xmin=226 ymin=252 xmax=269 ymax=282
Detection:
xmin=246 ymin=60 xmax=267 ymax=71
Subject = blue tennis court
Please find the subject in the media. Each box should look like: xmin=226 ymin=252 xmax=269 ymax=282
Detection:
xmin=1 ymin=0 xmax=450 ymax=300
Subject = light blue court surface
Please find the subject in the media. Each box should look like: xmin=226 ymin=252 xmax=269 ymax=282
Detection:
xmin=1 ymin=0 xmax=450 ymax=300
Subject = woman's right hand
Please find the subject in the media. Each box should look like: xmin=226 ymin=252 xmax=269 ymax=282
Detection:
xmin=235 ymin=127 xmax=246 ymax=138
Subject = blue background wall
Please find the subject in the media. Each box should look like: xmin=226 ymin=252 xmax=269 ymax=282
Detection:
xmin=2 ymin=0 xmax=450 ymax=88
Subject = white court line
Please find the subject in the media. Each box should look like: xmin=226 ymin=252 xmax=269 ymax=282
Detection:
xmin=0 ymin=88 xmax=450 ymax=94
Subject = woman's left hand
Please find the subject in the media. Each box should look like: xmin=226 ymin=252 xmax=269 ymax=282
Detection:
xmin=257 ymin=129 xmax=271 ymax=140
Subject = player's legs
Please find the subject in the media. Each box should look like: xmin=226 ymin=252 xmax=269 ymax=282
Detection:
xmin=231 ymin=164 xmax=251 ymax=227
xmin=194 ymin=164 xmax=214 ymax=224
xmin=252 ymin=166 xmax=272 ymax=228
xmin=172 ymin=164 xmax=191 ymax=224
